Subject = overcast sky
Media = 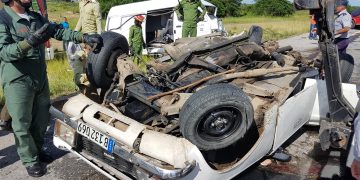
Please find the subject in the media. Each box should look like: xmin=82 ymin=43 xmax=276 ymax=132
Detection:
xmin=243 ymin=0 xmax=360 ymax=6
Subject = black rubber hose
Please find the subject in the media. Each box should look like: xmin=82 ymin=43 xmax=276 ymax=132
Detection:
xmin=276 ymin=45 xmax=293 ymax=53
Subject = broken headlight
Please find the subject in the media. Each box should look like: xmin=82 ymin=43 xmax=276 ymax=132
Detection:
xmin=54 ymin=119 xmax=76 ymax=147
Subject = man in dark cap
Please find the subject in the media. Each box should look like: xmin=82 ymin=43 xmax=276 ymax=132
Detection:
xmin=334 ymin=0 xmax=352 ymax=54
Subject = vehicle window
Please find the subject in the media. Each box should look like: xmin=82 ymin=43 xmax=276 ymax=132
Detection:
xmin=206 ymin=6 xmax=216 ymax=16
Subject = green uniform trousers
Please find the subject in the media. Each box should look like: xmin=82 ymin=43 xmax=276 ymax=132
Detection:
xmin=4 ymin=76 xmax=50 ymax=167
xmin=182 ymin=24 xmax=197 ymax=38
xmin=132 ymin=44 xmax=143 ymax=64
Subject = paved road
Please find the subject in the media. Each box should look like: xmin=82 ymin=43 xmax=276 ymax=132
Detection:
xmin=1 ymin=31 xmax=360 ymax=180
xmin=279 ymin=30 xmax=360 ymax=85
xmin=0 ymin=117 xmax=107 ymax=180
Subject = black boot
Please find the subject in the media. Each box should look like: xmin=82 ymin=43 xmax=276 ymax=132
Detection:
xmin=26 ymin=163 xmax=46 ymax=177
xmin=271 ymin=147 xmax=291 ymax=162
xmin=39 ymin=151 xmax=54 ymax=163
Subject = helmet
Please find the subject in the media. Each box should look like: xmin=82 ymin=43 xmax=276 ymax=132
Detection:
xmin=336 ymin=0 xmax=348 ymax=6
xmin=134 ymin=15 xmax=145 ymax=22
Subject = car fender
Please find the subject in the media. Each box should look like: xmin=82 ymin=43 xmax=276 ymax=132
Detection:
xmin=180 ymin=105 xmax=279 ymax=179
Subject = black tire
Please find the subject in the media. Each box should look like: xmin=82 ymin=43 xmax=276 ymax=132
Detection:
xmin=339 ymin=53 xmax=354 ymax=83
xmin=87 ymin=32 xmax=129 ymax=89
xmin=179 ymin=84 xmax=254 ymax=151
xmin=106 ymin=49 xmax=124 ymax=77
xmin=248 ymin=25 xmax=263 ymax=45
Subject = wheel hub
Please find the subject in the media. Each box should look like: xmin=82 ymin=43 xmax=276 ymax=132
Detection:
xmin=198 ymin=108 xmax=242 ymax=141
xmin=211 ymin=117 xmax=229 ymax=130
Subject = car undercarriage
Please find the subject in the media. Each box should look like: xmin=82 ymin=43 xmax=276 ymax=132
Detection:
xmin=50 ymin=0 xmax=358 ymax=179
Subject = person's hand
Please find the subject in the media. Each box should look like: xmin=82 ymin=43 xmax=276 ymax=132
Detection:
xmin=26 ymin=23 xmax=54 ymax=47
xmin=197 ymin=17 xmax=204 ymax=22
xmin=83 ymin=34 xmax=103 ymax=52
xmin=48 ymin=22 xmax=63 ymax=35
xmin=352 ymin=159 xmax=360 ymax=180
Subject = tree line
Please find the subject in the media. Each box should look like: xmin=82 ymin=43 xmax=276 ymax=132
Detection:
xmin=96 ymin=0 xmax=296 ymax=17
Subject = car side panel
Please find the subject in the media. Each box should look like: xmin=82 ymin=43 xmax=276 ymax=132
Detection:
xmin=271 ymin=83 xmax=318 ymax=153
xmin=181 ymin=105 xmax=279 ymax=179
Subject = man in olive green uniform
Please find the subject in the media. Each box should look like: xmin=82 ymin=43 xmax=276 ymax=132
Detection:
xmin=129 ymin=15 xmax=145 ymax=64
xmin=0 ymin=0 xmax=102 ymax=177
xmin=176 ymin=0 xmax=206 ymax=38
xmin=73 ymin=0 xmax=101 ymax=90
xmin=75 ymin=0 xmax=102 ymax=35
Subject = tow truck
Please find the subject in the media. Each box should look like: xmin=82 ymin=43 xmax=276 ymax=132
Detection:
xmin=49 ymin=0 xmax=358 ymax=179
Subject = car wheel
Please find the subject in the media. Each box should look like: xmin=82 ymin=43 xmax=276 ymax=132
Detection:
xmin=339 ymin=53 xmax=354 ymax=83
xmin=179 ymin=84 xmax=254 ymax=151
xmin=87 ymin=32 xmax=129 ymax=89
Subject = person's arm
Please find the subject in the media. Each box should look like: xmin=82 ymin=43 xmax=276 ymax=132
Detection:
xmin=52 ymin=27 xmax=84 ymax=43
xmin=75 ymin=4 xmax=83 ymax=32
xmin=39 ymin=15 xmax=83 ymax=43
xmin=335 ymin=27 xmax=350 ymax=35
xmin=75 ymin=15 xmax=82 ymax=32
xmin=0 ymin=23 xmax=32 ymax=62
xmin=94 ymin=3 xmax=102 ymax=34
xmin=336 ymin=15 xmax=351 ymax=35
xmin=175 ymin=1 xmax=183 ymax=20
xmin=198 ymin=1 xmax=206 ymax=21
xmin=75 ymin=2 xmax=83 ymax=31
xmin=352 ymin=114 xmax=360 ymax=179
xmin=129 ymin=26 xmax=134 ymax=47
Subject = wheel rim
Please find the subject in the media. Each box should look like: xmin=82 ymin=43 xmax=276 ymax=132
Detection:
xmin=196 ymin=107 xmax=243 ymax=142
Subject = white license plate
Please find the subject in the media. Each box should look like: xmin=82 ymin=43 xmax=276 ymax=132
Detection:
xmin=77 ymin=122 xmax=115 ymax=153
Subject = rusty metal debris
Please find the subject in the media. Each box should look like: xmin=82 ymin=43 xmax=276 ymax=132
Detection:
xmin=92 ymin=26 xmax=317 ymax=152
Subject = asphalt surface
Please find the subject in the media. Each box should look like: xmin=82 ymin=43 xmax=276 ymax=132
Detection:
xmin=1 ymin=30 xmax=360 ymax=180
xmin=0 ymin=117 xmax=107 ymax=180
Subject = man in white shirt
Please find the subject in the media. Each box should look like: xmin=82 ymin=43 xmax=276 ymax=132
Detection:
xmin=334 ymin=0 xmax=352 ymax=54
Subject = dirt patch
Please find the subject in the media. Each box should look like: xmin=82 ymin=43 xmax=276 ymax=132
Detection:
xmin=260 ymin=127 xmax=342 ymax=178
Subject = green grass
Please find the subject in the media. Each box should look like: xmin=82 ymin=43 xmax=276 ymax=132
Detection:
xmin=46 ymin=54 xmax=77 ymax=97
xmin=223 ymin=11 xmax=309 ymax=40
xmin=47 ymin=0 xmax=80 ymax=29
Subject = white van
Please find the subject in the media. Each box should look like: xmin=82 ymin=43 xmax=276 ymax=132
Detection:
xmin=105 ymin=0 xmax=225 ymax=50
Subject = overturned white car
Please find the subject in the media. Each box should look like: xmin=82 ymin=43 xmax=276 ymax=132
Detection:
xmin=51 ymin=1 xmax=358 ymax=179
